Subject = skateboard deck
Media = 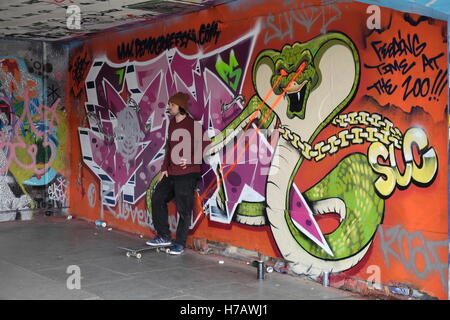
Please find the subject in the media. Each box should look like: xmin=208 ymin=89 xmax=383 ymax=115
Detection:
xmin=118 ymin=245 xmax=170 ymax=259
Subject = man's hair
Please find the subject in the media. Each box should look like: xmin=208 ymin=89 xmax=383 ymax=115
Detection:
xmin=179 ymin=107 xmax=187 ymax=115
xmin=169 ymin=92 xmax=189 ymax=110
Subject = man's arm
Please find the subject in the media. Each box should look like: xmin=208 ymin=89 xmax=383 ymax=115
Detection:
xmin=160 ymin=141 xmax=170 ymax=172
xmin=160 ymin=121 xmax=171 ymax=179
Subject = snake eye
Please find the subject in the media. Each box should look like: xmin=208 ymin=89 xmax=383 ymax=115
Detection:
xmin=279 ymin=69 xmax=288 ymax=77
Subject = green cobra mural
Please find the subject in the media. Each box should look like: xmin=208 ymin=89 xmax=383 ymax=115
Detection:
xmin=205 ymin=32 xmax=386 ymax=276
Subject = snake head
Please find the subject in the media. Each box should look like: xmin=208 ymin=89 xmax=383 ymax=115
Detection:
xmin=256 ymin=45 xmax=318 ymax=120
xmin=253 ymin=32 xmax=360 ymax=143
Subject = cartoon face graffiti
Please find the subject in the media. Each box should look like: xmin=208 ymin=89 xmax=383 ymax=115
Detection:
xmin=115 ymin=104 xmax=145 ymax=167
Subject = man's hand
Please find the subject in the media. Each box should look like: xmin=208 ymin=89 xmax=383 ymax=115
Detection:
xmin=180 ymin=158 xmax=187 ymax=169
xmin=159 ymin=171 xmax=168 ymax=182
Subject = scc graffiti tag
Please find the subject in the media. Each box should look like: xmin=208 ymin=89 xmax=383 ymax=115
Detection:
xmin=368 ymin=127 xmax=438 ymax=198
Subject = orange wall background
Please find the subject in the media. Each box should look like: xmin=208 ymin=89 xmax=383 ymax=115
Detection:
xmin=65 ymin=0 xmax=449 ymax=299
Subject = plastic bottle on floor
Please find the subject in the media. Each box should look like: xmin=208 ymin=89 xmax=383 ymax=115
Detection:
xmin=95 ymin=220 xmax=107 ymax=228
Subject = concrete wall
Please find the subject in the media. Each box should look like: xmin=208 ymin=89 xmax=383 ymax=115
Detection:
xmin=66 ymin=0 xmax=449 ymax=299
xmin=0 ymin=39 xmax=70 ymax=221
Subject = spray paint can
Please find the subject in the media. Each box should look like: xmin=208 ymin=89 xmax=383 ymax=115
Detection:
xmin=95 ymin=220 xmax=106 ymax=228
xmin=257 ymin=261 xmax=265 ymax=280
xmin=322 ymin=271 xmax=329 ymax=287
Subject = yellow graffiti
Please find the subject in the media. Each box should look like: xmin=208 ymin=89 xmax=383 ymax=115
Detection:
xmin=278 ymin=111 xmax=438 ymax=198
xmin=280 ymin=111 xmax=403 ymax=161
xmin=368 ymin=127 xmax=438 ymax=198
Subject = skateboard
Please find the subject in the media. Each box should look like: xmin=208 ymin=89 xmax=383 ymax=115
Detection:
xmin=118 ymin=245 xmax=170 ymax=259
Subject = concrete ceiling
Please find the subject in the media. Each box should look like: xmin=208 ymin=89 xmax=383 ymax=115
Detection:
xmin=2 ymin=0 xmax=449 ymax=42
xmin=0 ymin=0 xmax=228 ymax=41
xmin=358 ymin=0 xmax=450 ymax=20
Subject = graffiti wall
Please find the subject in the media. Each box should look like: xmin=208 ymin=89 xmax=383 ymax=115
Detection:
xmin=0 ymin=39 xmax=70 ymax=221
xmin=67 ymin=0 xmax=449 ymax=299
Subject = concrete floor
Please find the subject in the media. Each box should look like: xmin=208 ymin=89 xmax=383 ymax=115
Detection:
xmin=0 ymin=214 xmax=365 ymax=300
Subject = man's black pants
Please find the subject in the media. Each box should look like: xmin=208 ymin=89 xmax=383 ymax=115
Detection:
xmin=151 ymin=172 xmax=200 ymax=247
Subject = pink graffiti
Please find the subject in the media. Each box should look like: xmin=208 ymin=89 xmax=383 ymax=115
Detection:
xmin=80 ymin=29 xmax=265 ymax=227
xmin=0 ymin=94 xmax=60 ymax=176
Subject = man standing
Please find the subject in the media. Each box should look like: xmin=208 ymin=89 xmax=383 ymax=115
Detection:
xmin=147 ymin=92 xmax=209 ymax=255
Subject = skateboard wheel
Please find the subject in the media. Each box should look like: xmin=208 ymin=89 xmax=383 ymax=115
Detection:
xmin=136 ymin=253 xmax=142 ymax=259
xmin=126 ymin=252 xmax=131 ymax=257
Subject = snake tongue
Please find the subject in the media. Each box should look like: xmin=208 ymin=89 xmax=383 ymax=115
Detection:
xmin=290 ymin=183 xmax=334 ymax=257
